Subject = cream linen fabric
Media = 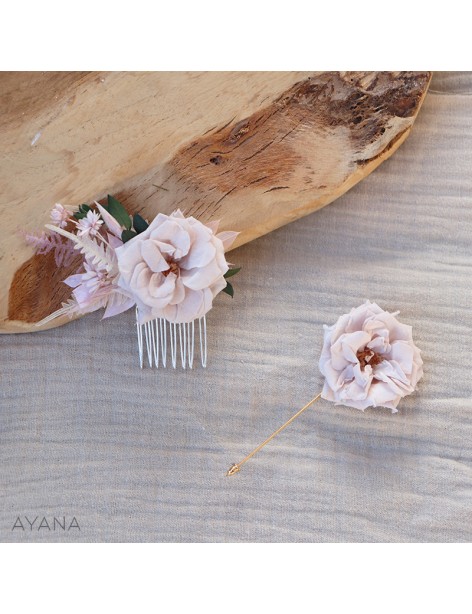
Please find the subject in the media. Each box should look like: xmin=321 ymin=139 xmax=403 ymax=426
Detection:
xmin=1 ymin=72 xmax=471 ymax=542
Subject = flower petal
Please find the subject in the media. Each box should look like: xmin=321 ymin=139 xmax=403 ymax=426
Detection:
xmin=205 ymin=220 xmax=220 ymax=233
xmin=180 ymin=234 xmax=216 ymax=270
xmin=181 ymin=258 xmax=224 ymax=291
xmin=141 ymin=240 xmax=169 ymax=273
xmin=96 ymin=202 xmax=123 ymax=238
xmin=163 ymin=288 xmax=205 ymax=323
xmin=216 ymin=230 xmax=239 ymax=251
xmin=102 ymin=292 xmax=135 ymax=318
xmin=151 ymin=219 xmax=191 ymax=259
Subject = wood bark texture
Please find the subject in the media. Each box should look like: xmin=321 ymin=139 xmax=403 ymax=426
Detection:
xmin=0 ymin=71 xmax=431 ymax=333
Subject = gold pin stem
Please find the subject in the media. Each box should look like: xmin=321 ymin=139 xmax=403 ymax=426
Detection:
xmin=226 ymin=392 xmax=322 ymax=476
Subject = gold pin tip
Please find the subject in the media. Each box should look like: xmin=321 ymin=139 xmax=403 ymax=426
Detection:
xmin=226 ymin=463 xmax=241 ymax=477
xmin=225 ymin=393 xmax=322 ymax=477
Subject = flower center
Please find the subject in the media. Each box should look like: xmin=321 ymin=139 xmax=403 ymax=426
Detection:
xmin=162 ymin=260 xmax=180 ymax=277
xmin=356 ymin=348 xmax=384 ymax=370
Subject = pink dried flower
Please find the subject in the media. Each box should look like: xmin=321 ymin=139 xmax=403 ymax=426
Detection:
xmin=319 ymin=301 xmax=423 ymax=412
xmin=63 ymin=244 xmax=132 ymax=319
xmin=50 ymin=203 xmax=72 ymax=228
xmin=23 ymin=230 xmax=76 ymax=267
xmin=64 ymin=256 xmax=111 ymax=309
xmin=75 ymin=210 xmax=103 ymax=237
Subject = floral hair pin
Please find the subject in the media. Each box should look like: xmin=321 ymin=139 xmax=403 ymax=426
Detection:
xmin=27 ymin=197 xmax=239 ymax=368
xmin=227 ymin=301 xmax=423 ymax=476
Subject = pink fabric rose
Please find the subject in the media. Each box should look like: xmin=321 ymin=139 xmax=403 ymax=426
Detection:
xmin=319 ymin=301 xmax=423 ymax=412
xmin=115 ymin=210 xmax=237 ymax=324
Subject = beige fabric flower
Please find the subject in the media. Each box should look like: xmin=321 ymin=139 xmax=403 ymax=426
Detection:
xmin=319 ymin=301 xmax=423 ymax=412
xmin=115 ymin=210 xmax=237 ymax=324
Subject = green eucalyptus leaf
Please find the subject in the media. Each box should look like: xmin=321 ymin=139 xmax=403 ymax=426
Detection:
xmin=121 ymin=229 xmax=137 ymax=243
xmin=222 ymin=281 xmax=234 ymax=297
xmin=79 ymin=204 xmax=91 ymax=213
xmin=133 ymin=213 xmax=149 ymax=234
xmin=73 ymin=211 xmax=87 ymax=220
xmin=224 ymin=267 xmax=241 ymax=279
xmin=107 ymin=195 xmax=131 ymax=230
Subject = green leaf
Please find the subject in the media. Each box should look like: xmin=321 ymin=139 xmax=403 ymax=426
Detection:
xmin=133 ymin=213 xmax=149 ymax=234
xmin=106 ymin=195 xmax=131 ymax=230
xmin=121 ymin=229 xmax=137 ymax=243
xmin=222 ymin=281 xmax=234 ymax=297
xmin=73 ymin=204 xmax=90 ymax=219
xmin=224 ymin=267 xmax=241 ymax=279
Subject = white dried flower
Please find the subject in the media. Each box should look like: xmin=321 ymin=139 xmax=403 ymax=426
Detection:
xmin=76 ymin=210 xmax=104 ymax=237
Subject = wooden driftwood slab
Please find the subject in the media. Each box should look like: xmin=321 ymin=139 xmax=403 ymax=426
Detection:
xmin=0 ymin=71 xmax=431 ymax=333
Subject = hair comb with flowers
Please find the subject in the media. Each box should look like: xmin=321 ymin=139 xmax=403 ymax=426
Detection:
xmin=27 ymin=197 xmax=240 ymax=368
xmin=227 ymin=301 xmax=423 ymax=475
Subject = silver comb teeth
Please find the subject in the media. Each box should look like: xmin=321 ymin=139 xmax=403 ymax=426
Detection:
xmin=136 ymin=308 xmax=207 ymax=369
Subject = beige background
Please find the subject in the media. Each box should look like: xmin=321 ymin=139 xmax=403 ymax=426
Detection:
xmin=1 ymin=72 xmax=471 ymax=542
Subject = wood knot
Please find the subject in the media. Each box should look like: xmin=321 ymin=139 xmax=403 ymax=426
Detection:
xmin=227 ymin=119 xmax=250 ymax=143
xmin=209 ymin=155 xmax=223 ymax=165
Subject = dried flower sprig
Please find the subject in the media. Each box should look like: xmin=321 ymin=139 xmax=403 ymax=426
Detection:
xmin=23 ymin=230 xmax=76 ymax=268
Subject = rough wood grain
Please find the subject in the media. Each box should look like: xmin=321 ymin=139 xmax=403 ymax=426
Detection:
xmin=0 ymin=71 xmax=431 ymax=333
